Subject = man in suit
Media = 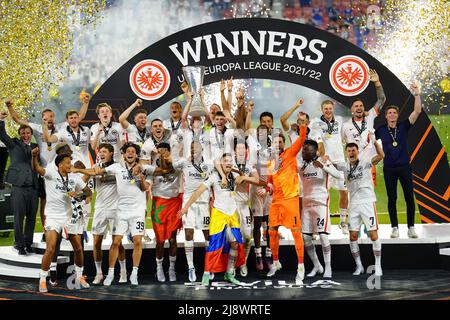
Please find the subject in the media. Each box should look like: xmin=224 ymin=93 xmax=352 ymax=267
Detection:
xmin=0 ymin=109 xmax=39 ymax=255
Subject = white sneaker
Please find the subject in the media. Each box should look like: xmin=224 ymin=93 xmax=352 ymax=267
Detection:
xmin=323 ymin=266 xmax=332 ymax=278
xmin=119 ymin=271 xmax=127 ymax=283
xmin=210 ymin=272 xmax=215 ymax=280
xmin=353 ymin=264 xmax=364 ymax=275
xmin=79 ymin=276 xmax=90 ymax=289
xmin=157 ymin=266 xmax=166 ymax=282
xmin=240 ymin=265 xmax=248 ymax=277
xmin=92 ymin=274 xmax=103 ymax=285
xmin=169 ymin=267 xmax=176 ymax=282
xmin=295 ymin=264 xmax=305 ymax=285
xmin=188 ymin=268 xmax=196 ymax=282
xmin=339 ymin=222 xmax=349 ymax=235
xmin=408 ymin=227 xmax=418 ymax=239
xmin=130 ymin=273 xmax=138 ymax=287
xmin=390 ymin=227 xmax=399 ymax=238
xmin=267 ymin=260 xmax=282 ymax=277
xmin=375 ymin=264 xmax=383 ymax=277
xmin=307 ymin=264 xmax=324 ymax=277
xmin=103 ymin=274 xmax=114 ymax=286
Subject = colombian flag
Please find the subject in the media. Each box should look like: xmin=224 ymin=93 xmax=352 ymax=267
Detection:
xmin=205 ymin=208 xmax=245 ymax=273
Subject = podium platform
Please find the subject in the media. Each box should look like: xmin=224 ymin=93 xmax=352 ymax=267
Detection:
xmin=0 ymin=224 xmax=449 ymax=279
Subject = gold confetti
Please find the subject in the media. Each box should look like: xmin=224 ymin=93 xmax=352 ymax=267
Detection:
xmin=0 ymin=0 xmax=105 ymax=136
xmin=367 ymin=0 xmax=450 ymax=108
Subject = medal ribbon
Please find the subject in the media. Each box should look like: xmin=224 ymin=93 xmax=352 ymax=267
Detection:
xmin=67 ymin=126 xmax=81 ymax=147
xmin=320 ymin=115 xmax=335 ymax=135
xmin=348 ymin=160 xmax=360 ymax=180
xmin=388 ymin=127 xmax=398 ymax=144
xmin=352 ymin=117 xmax=366 ymax=136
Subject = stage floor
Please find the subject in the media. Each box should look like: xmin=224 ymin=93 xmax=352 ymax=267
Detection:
xmin=0 ymin=269 xmax=449 ymax=300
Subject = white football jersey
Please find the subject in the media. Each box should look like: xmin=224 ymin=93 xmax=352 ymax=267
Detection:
xmin=105 ymin=163 xmax=150 ymax=218
xmin=54 ymin=125 xmax=91 ymax=167
xmin=341 ymin=108 xmax=378 ymax=162
xmin=208 ymin=127 xmax=234 ymax=161
xmin=336 ymin=160 xmax=376 ymax=204
xmin=310 ymin=115 xmax=345 ymax=164
xmin=151 ymin=159 xmax=184 ymax=199
xmin=202 ymin=171 xmax=239 ymax=216
xmin=28 ymin=122 xmax=65 ymax=168
xmin=163 ymin=118 xmax=183 ymax=135
xmin=124 ymin=124 xmax=151 ymax=146
xmin=90 ymin=122 xmax=124 ymax=162
xmin=93 ymin=163 xmax=118 ymax=212
xmin=180 ymin=158 xmax=213 ymax=202
xmin=300 ymin=159 xmax=341 ymax=207
xmin=43 ymin=165 xmax=86 ymax=219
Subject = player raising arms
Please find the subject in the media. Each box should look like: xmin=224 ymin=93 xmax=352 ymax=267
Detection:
xmin=87 ymin=143 xmax=127 ymax=285
xmin=119 ymin=99 xmax=151 ymax=147
xmin=335 ymin=138 xmax=384 ymax=277
xmin=74 ymin=142 xmax=160 ymax=287
xmin=179 ymin=153 xmax=254 ymax=286
xmin=310 ymin=100 xmax=349 ymax=235
xmin=43 ymin=109 xmax=91 ymax=167
xmin=300 ymin=140 xmax=341 ymax=278
xmin=32 ymin=150 xmax=92 ymax=293
xmin=266 ymin=116 xmax=307 ymax=285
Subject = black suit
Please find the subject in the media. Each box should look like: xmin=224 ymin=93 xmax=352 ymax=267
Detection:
xmin=0 ymin=120 xmax=39 ymax=248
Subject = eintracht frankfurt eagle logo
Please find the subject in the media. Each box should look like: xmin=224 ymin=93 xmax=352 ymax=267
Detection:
xmin=329 ymin=55 xmax=370 ymax=96
xmin=130 ymin=59 xmax=170 ymax=100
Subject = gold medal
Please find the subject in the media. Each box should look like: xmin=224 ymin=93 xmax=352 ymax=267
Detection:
xmin=138 ymin=142 xmax=143 ymax=148
xmin=75 ymin=146 xmax=80 ymax=151
xmin=325 ymin=133 xmax=332 ymax=139
xmin=130 ymin=179 xmax=136 ymax=184
xmin=231 ymin=191 xmax=237 ymax=197
xmin=392 ymin=141 xmax=398 ymax=147
xmin=200 ymin=172 xmax=206 ymax=179
xmin=47 ymin=146 xmax=52 ymax=151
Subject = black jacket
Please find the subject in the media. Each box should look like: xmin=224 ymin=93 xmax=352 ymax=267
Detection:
xmin=0 ymin=121 xmax=39 ymax=188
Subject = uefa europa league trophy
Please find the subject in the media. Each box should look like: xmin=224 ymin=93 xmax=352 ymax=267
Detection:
xmin=182 ymin=66 xmax=208 ymax=117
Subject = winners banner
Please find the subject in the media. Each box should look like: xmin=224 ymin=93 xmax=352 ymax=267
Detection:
xmin=89 ymin=18 xmax=449 ymax=223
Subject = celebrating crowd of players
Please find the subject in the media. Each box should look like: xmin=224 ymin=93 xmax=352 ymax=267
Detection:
xmin=0 ymin=69 xmax=423 ymax=293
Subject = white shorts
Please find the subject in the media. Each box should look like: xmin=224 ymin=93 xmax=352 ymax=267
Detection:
xmin=329 ymin=170 xmax=347 ymax=191
xmin=182 ymin=200 xmax=210 ymax=230
xmin=250 ymin=190 xmax=270 ymax=217
xmin=65 ymin=218 xmax=85 ymax=235
xmin=301 ymin=205 xmax=331 ymax=234
xmin=236 ymin=201 xmax=252 ymax=239
xmin=44 ymin=216 xmax=69 ymax=235
xmin=348 ymin=202 xmax=379 ymax=232
xmin=92 ymin=209 xmax=117 ymax=236
xmin=113 ymin=216 xmax=146 ymax=237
